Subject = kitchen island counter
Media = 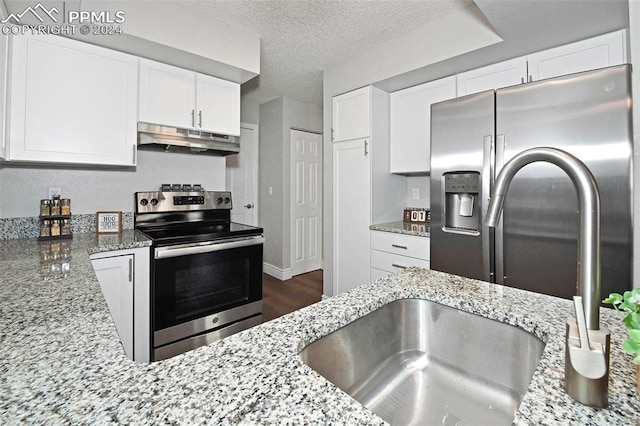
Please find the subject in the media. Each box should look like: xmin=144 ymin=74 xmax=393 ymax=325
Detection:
xmin=1 ymin=233 xmax=638 ymax=424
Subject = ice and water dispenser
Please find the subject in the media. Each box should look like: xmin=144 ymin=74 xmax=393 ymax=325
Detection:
xmin=443 ymin=172 xmax=480 ymax=233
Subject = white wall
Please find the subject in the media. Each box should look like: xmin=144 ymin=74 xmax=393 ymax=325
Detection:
xmin=259 ymin=96 xmax=322 ymax=277
xmin=629 ymin=0 xmax=640 ymax=288
xmin=0 ymin=151 xmax=226 ymax=217
xmin=406 ymin=176 xmax=430 ymax=209
xmin=258 ymin=97 xmax=284 ymax=269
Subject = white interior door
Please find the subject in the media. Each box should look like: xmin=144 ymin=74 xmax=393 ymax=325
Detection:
xmin=226 ymin=123 xmax=258 ymax=225
xmin=291 ymin=129 xmax=323 ymax=276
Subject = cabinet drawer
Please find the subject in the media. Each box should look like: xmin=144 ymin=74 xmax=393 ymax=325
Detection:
xmin=370 ymin=231 xmax=429 ymax=259
xmin=371 ymin=250 xmax=430 ymax=273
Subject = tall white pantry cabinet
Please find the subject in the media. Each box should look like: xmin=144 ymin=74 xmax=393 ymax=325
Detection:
xmin=332 ymin=86 xmax=404 ymax=296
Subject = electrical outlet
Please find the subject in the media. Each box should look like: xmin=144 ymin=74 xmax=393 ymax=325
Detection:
xmin=412 ymin=188 xmax=420 ymax=200
xmin=49 ymin=187 xmax=61 ymax=199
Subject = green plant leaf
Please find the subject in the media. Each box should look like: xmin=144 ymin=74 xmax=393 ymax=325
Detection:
xmin=629 ymin=291 xmax=640 ymax=305
xmin=629 ymin=329 xmax=640 ymax=343
xmin=622 ymin=339 xmax=640 ymax=355
xmin=603 ymin=293 xmax=623 ymax=305
xmin=634 ymin=355 xmax=640 ymax=366
xmin=629 ymin=312 xmax=640 ymax=330
xmin=620 ymin=301 xmax=635 ymax=312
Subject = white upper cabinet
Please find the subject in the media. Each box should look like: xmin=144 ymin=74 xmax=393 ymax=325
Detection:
xmin=7 ymin=35 xmax=138 ymax=166
xmin=527 ymin=30 xmax=627 ymax=81
xmin=196 ymin=73 xmax=240 ymax=136
xmin=390 ymin=76 xmax=456 ymax=174
xmin=456 ymin=58 xmax=527 ymax=97
xmin=139 ymin=59 xmax=195 ymax=129
xmin=456 ymin=30 xmax=626 ymax=97
xmin=139 ymin=58 xmax=240 ymax=136
xmin=332 ymin=86 xmax=371 ymax=142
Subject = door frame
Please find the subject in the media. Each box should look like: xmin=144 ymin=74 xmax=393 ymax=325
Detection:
xmin=242 ymin=123 xmax=259 ymax=226
xmin=227 ymin=122 xmax=259 ymax=226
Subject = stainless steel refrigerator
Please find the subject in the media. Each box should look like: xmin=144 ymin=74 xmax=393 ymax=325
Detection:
xmin=430 ymin=64 xmax=632 ymax=300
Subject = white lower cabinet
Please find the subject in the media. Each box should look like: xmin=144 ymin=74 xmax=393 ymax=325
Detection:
xmin=90 ymin=247 xmax=150 ymax=362
xmin=370 ymin=230 xmax=430 ymax=279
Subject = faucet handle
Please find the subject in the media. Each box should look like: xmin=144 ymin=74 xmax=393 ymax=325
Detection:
xmin=568 ymin=296 xmax=607 ymax=379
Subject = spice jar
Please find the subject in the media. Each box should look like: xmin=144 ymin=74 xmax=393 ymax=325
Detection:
xmin=61 ymin=219 xmax=71 ymax=236
xmin=40 ymin=220 xmax=51 ymax=237
xmin=51 ymin=198 xmax=61 ymax=215
xmin=40 ymin=199 xmax=51 ymax=216
xmin=61 ymin=199 xmax=71 ymax=215
xmin=50 ymin=219 xmax=61 ymax=236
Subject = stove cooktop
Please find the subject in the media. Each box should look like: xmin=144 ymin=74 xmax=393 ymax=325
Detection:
xmin=136 ymin=221 xmax=263 ymax=247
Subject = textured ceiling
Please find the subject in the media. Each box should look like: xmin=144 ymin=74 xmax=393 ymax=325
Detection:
xmin=179 ymin=0 xmax=473 ymax=116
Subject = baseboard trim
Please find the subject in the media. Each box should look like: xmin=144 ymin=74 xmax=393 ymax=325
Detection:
xmin=263 ymin=262 xmax=293 ymax=281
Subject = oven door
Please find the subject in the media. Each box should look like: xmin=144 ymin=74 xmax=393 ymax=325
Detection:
xmin=152 ymin=235 xmax=263 ymax=349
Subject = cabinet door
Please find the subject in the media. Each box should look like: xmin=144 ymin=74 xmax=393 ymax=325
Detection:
xmin=456 ymin=57 xmax=527 ymax=96
xmin=390 ymin=76 xmax=456 ymax=174
xmin=333 ymin=138 xmax=371 ymax=294
xmin=527 ymin=30 xmax=626 ymax=81
xmin=332 ymin=87 xmax=371 ymax=142
xmin=91 ymin=254 xmax=134 ymax=359
xmin=196 ymin=73 xmax=241 ymax=136
xmin=0 ymin=30 xmax=8 ymax=159
xmin=139 ymin=58 xmax=196 ymax=129
xmin=8 ymin=35 xmax=137 ymax=166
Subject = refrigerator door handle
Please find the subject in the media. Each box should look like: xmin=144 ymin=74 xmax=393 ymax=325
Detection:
xmin=482 ymin=135 xmax=495 ymax=282
xmin=494 ymin=134 xmax=506 ymax=285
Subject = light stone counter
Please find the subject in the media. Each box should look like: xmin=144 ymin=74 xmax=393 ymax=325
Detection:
xmin=370 ymin=221 xmax=430 ymax=238
xmin=1 ymin=232 xmax=638 ymax=424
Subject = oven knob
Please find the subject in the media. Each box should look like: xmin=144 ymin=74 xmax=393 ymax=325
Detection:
xmin=140 ymin=199 xmax=149 ymax=206
xmin=224 ymin=197 xmax=231 ymax=204
xmin=150 ymin=198 xmax=159 ymax=206
xmin=216 ymin=197 xmax=224 ymax=204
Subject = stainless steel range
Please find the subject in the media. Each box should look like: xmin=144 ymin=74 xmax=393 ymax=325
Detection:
xmin=135 ymin=184 xmax=264 ymax=361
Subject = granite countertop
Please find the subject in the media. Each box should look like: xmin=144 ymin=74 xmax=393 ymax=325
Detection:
xmin=1 ymin=233 xmax=639 ymax=424
xmin=370 ymin=220 xmax=430 ymax=237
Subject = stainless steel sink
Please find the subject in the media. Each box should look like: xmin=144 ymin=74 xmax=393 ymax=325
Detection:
xmin=299 ymin=298 xmax=545 ymax=425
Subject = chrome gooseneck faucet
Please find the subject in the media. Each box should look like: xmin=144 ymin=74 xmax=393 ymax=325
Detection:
xmin=485 ymin=147 xmax=610 ymax=408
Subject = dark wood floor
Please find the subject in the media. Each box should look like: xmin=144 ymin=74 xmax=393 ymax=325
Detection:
xmin=262 ymin=269 xmax=323 ymax=322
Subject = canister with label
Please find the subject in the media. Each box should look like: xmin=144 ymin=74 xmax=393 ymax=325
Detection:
xmin=40 ymin=199 xmax=51 ymax=216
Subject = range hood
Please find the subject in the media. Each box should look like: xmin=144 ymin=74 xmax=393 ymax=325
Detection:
xmin=137 ymin=122 xmax=240 ymax=156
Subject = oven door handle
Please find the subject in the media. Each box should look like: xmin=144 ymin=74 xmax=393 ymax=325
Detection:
xmin=155 ymin=236 xmax=264 ymax=259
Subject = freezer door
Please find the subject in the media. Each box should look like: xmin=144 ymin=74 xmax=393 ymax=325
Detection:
xmin=430 ymin=91 xmax=495 ymax=281
xmin=495 ymin=64 xmax=632 ymax=299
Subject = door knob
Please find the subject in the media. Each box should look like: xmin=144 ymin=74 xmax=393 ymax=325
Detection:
xmin=244 ymin=204 xmax=254 ymax=209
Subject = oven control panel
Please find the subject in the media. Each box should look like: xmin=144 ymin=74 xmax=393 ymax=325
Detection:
xmin=135 ymin=191 xmax=232 ymax=213
xmin=173 ymin=196 xmax=205 ymax=205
